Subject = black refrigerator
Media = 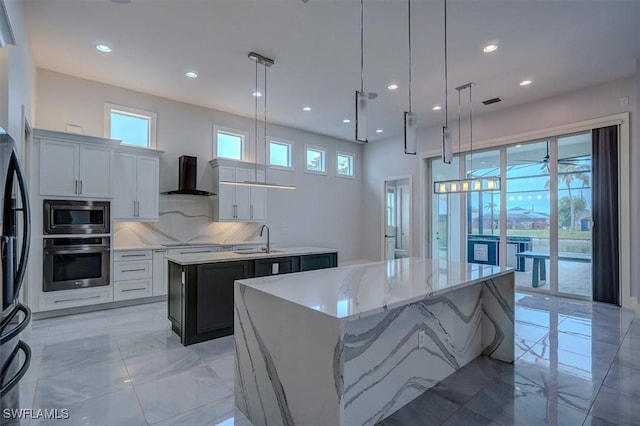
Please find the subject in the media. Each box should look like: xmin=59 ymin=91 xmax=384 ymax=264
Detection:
xmin=0 ymin=128 xmax=32 ymax=421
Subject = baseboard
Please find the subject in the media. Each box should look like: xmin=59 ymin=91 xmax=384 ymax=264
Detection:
xmin=32 ymin=295 xmax=167 ymax=320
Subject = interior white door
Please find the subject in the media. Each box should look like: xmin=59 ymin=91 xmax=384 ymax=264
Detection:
xmin=398 ymin=184 xmax=410 ymax=250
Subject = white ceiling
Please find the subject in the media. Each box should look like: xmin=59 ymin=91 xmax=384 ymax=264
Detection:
xmin=25 ymin=0 xmax=640 ymax=143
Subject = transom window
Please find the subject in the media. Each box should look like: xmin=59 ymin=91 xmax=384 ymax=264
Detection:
xmin=105 ymin=103 xmax=157 ymax=149
xmin=305 ymin=145 xmax=326 ymax=174
xmin=336 ymin=151 xmax=354 ymax=177
xmin=215 ymin=126 xmax=246 ymax=160
xmin=269 ymin=139 xmax=293 ymax=169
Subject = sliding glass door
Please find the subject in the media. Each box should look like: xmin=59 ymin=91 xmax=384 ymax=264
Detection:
xmin=429 ymin=132 xmax=593 ymax=299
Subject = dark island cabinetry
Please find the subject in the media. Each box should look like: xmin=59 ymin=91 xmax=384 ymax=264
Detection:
xmin=168 ymin=252 xmax=337 ymax=345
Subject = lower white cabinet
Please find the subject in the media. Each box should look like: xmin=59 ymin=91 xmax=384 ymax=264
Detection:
xmin=152 ymin=249 xmax=168 ymax=296
xmin=39 ymin=287 xmax=113 ymax=311
xmin=113 ymin=250 xmax=153 ymax=301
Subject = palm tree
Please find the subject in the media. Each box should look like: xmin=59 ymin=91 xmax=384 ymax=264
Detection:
xmin=545 ymin=163 xmax=590 ymax=234
xmin=485 ymin=200 xmax=497 ymax=234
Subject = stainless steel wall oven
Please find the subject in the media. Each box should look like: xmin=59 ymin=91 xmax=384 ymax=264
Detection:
xmin=43 ymin=200 xmax=110 ymax=235
xmin=43 ymin=237 xmax=110 ymax=292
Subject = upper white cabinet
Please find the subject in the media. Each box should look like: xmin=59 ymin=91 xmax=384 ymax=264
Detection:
xmin=38 ymin=132 xmax=116 ymax=198
xmin=113 ymin=150 xmax=161 ymax=221
xmin=210 ymin=158 xmax=267 ymax=222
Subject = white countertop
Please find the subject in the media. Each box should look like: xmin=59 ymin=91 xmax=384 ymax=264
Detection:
xmin=165 ymin=246 xmax=337 ymax=265
xmin=236 ymin=257 xmax=513 ymax=321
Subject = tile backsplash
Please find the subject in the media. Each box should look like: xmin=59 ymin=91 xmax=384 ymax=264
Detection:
xmin=114 ymin=195 xmax=263 ymax=247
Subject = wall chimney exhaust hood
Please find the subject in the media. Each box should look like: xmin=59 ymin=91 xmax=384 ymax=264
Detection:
xmin=162 ymin=155 xmax=216 ymax=196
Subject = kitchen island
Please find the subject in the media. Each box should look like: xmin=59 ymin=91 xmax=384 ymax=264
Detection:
xmin=234 ymin=257 xmax=514 ymax=426
xmin=166 ymin=247 xmax=338 ymax=345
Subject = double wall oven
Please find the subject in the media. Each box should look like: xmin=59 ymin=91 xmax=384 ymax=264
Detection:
xmin=43 ymin=200 xmax=111 ymax=292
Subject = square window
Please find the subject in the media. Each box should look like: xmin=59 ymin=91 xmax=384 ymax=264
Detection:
xmin=305 ymin=145 xmax=326 ymax=174
xmin=215 ymin=127 xmax=246 ymax=160
xmin=105 ymin=103 xmax=156 ymax=148
xmin=269 ymin=139 xmax=293 ymax=169
xmin=336 ymin=151 xmax=354 ymax=177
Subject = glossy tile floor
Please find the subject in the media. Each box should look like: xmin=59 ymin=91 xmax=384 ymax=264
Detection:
xmin=379 ymin=292 xmax=639 ymax=426
xmin=15 ymin=292 xmax=638 ymax=425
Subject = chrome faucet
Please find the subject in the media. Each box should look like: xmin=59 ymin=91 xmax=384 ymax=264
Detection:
xmin=259 ymin=224 xmax=270 ymax=253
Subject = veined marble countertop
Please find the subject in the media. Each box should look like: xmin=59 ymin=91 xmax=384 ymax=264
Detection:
xmin=113 ymin=240 xmax=265 ymax=251
xmin=236 ymin=257 xmax=513 ymax=321
xmin=165 ymin=246 xmax=337 ymax=265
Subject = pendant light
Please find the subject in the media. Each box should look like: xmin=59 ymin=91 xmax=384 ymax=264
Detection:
xmin=433 ymin=83 xmax=500 ymax=193
xmin=441 ymin=0 xmax=452 ymax=163
xmin=220 ymin=52 xmax=296 ymax=190
xmin=355 ymin=0 xmax=369 ymax=143
xmin=403 ymin=0 xmax=417 ymax=155
xmin=0 ymin=0 xmax=16 ymax=46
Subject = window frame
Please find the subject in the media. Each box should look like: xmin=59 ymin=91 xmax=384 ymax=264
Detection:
xmin=104 ymin=103 xmax=157 ymax=149
xmin=304 ymin=144 xmax=327 ymax=175
xmin=268 ymin=137 xmax=295 ymax=171
xmin=336 ymin=150 xmax=355 ymax=178
xmin=214 ymin=125 xmax=247 ymax=161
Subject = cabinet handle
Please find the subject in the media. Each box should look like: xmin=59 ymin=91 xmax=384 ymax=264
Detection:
xmin=54 ymin=295 xmax=101 ymax=304
xmin=250 ymin=205 xmax=253 ymax=218
xmin=121 ymin=254 xmax=147 ymax=258
xmin=122 ymin=287 xmax=146 ymax=292
xmin=122 ymin=268 xmax=147 ymax=272
xmin=74 ymin=180 xmax=79 ymax=194
xmin=179 ymin=250 xmax=210 ymax=254
xmin=79 ymin=180 xmax=83 ymax=194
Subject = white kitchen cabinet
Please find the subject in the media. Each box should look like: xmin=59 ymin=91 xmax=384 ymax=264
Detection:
xmin=113 ymin=151 xmax=160 ymax=221
xmin=152 ymin=249 xmax=168 ymax=296
xmin=39 ymin=138 xmax=113 ymax=197
xmin=210 ymin=158 xmax=267 ymax=222
xmin=113 ymin=250 xmax=153 ymax=301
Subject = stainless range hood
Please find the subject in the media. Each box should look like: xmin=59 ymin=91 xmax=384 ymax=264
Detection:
xmin=162 ymin=155 xmax=216 ymax=196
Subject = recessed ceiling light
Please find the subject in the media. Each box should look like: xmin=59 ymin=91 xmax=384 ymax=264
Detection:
xmin=387 ymin=83 xmax=399 ymax=90
xmin=185 ymin=71 xmax=198 ymax=79
xmin=376 ymin=129 xmax=383 ymax=133
xmin=520 ymin=80 xmax=532 ymax=86
xmin=252 ymin=91 xmax=262 ymax=97
xmin=342 ymin=119 xmax=351 ymax=123
xmin=432 ymin=105 xmax=442 ymax=111
xmin=483 ymin=44 xmax=498 ymax=53
xmin=96 ymin=44 xmax=112 ymax=53
xmin=515 ymin=144 xmax=522 ymax=148
xmin=302 ymin=106 xmax=311 ymax=112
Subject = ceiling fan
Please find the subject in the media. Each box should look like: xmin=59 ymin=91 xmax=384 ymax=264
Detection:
xmin=512 ymin=141 xmax=589 ymax=173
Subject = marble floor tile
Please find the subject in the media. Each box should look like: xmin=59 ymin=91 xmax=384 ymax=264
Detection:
xmin=519 ymin=342 xmax=612 ymax=382
xmin=514 ymin=338 xmax=538 ymax=360
xmin=602 ymin=361 xmax=640 ymax=396
xmin=115 ymin=329 xmax=182 ymax=359
xmin=38 ymin=337 xmax=122 ymax=379
xmin=206 ymin=355 xmax=235 ymax=390
xmin=515 ymin=306 xmax=553 ymax=328
xmin=588 ymin=386 xmax=640 ymax=426
xmin=514 ymin=322 xmax=550 ymax=342
xmin=134 ymin=364 xmax=233 ymax=424
xmin=583 ymin=415 xmax=617 ymax=426
xmin=33 ymin=359 xmax=132 ymax=408
xmin=377 ymin=391 xmax=460 ymax=426
xmin=557 ymin=318 xmax=626 ymax=346
xmin=614 ymin=343 xmax=640 ymax=370
xmin=190 ymin=334 xmax=235 ymax=361
xmin=153 ymin=395 xmax=252 ymax=426
xmin=31 ymin=387 xmax=146 ymax=426
xmin=539 ymin=330 xmax=619 ymax=362
xmin=465 ymin=380 xmax=588 ymax=426
xmin=110 ymin=317 xmax=172 ymax=338
xmin=125 ymin=346 xmax=205 ymax=385
xmin=440 ymin=408 xmax=500 ymax=426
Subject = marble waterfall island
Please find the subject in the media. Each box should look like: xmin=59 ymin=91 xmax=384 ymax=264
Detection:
xmin=234 ymin=258 xmax=515 ymax=425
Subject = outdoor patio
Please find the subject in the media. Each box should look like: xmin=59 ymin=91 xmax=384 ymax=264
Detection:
xmin=515 ymin=259 xmax=592 ymax=298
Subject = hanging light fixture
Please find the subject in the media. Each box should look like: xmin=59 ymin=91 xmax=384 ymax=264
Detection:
xmin=404 ymin=0 xmax=417 ymax=155
xmin=355 ymin=0 xmax=369 ymax=143
xmin=433 ymin=82 xmax=500 ymax=194
xmin=0 ymin=0 xmax=16 ymax=46
xmin=441 ymin=0 xmax=452 ymax=163
xmin=220 ymin=52 xmax=296 ymax=190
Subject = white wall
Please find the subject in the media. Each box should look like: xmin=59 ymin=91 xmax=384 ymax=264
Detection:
xmin=35 ymin=69 xmax=364 ymax=261
xmin=363 ymin=76 xmax=637 ymax=303
xmin=1 ymin=0 xmax=36 ymax=152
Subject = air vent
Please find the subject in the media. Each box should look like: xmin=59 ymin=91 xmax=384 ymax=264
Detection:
xmin=482 ymin=97 xmax=502 ymax=105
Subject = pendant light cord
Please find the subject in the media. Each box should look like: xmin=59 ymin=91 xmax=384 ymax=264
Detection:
xmin=263 ymin=62 xmax=268 ymax=183
xmin=443 ymin=0 xmax=448 ymax=125
xmin=469 ymin=84 xmax=473 ymax=176
xmin=360 ymin=0 xmax=364 ymax=92
xmin=457 ymin=88 xmax=461 ymax=165
xmin=254 ymin=60 xmax=258 ymax=180
xmin=407 ymin=0 xmax=412 ymax=112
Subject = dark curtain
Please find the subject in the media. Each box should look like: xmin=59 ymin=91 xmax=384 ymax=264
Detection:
xmin=592 ymin=125 xmax=619 ymax=305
